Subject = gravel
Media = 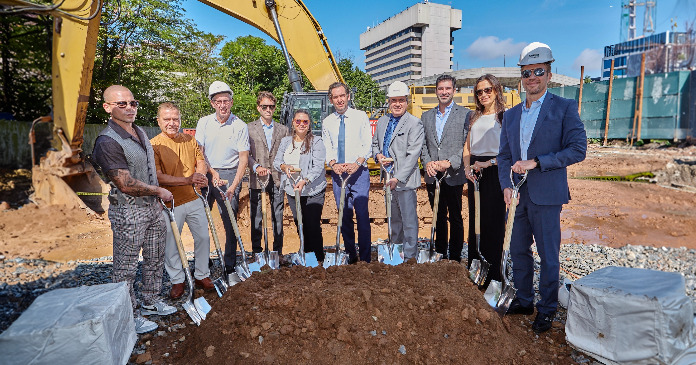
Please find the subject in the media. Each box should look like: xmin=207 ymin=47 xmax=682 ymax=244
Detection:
xmin=1 ymin=243 xmax=695 ymax=364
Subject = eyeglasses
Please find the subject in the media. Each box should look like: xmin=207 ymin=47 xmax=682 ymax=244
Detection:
xmin=108 ymin=100 xmax=139 ymax=108
xmin=293 ymin=119 xmax=310 ymax=126
xmin=212 ymin=99 xmax=232 ymax=106
xmin=475 ymin=87 xmax=493 ymax=96
xmin=521 ymin=68 xmax=546 ymax=79
xmin=259 ymin=104 xmax=276 ymax=110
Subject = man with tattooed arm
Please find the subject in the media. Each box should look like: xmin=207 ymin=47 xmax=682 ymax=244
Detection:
xmin=93 ymin=85 xmax=177 ymax=334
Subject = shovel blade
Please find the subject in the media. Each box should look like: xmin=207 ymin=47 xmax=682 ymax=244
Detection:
xmin=494 ymin=284 xmax=517 ymax=317
xmin=213 ymin=277 xmax=228 ymax=297
xmin=291 ymin=252 xmax=319 ymax=267
xmin=377 ymin=244 xmax=404 ymax=265
xmin=268 ymin=251 xmax=280 ymax=270
xmin=469 ymin=259 xmax=490 ymax=287
xmin=227 ymin=272 xmax=242 ymax=286
xmin=484 ymin=280 xmax=502 ymax=308
xmin=416 ymin=249 xmax=430 ymax=264
xmin=182 ymin=302 xmax=202 ymax=326
xmin=248 ymin=261 xmax=262 ymax=273
xmin=235 ymin=264 xmax=251 ymax=281
xmin=323 ymin=251 xmax=348 ymax=268
xmin=194 ymin=297 xmax=212 ymax=320
xmin=254 ymin=253 xmax=267 ymax=268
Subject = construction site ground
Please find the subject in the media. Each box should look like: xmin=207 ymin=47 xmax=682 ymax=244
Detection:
xmin=1 ymin=142 xmax=696 ymax=363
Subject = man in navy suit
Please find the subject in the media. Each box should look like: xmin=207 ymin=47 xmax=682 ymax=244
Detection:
xmin=498 ymin=42 xmax=587 ymax=333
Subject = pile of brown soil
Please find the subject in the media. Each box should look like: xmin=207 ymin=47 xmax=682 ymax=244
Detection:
xmin=150 ymin=261 xmax=570 ymax=364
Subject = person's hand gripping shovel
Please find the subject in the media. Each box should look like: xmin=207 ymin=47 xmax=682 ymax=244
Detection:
xmin=376 ymin=158 xmax=404 ymax=265
xmin=255 ymin=171 xmax=279 ymax=270
xmin=484 ymin=170 xmax=527 ymax=316
xmin=160 ymin=198 xmax=209 ymax=325
xmin=417 ymin=171 xmax=447 ymax=263
xmin=215 ymin=184 xmax=261 ymax=281
xmin=193 ymin=185 xmax=231 ymax=297
xmin=468 ymin=169 xmax=490 ymax=286
xmin=286 ymin=167 xmax=320 ymax=267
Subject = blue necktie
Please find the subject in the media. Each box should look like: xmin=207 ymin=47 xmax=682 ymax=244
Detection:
xmin=337 ymin=114 xmax=345 ymax=163
xmin=382 ymin=116 xmax=400 ymax=158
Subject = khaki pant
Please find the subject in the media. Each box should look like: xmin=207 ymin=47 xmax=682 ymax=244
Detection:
xmin=163 ymin=198 xmax=211 ymax=284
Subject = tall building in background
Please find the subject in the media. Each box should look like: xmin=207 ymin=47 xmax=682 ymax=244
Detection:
xmin=359 ymin=2 xmax=462 ymax=88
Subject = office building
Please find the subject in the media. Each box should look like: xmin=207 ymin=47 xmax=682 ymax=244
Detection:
xmin=359 ymin=2 xmax=462 ymax=88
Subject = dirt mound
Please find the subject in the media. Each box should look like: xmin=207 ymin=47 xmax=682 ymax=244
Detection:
xmin=151 ymin=261 xmax=570 ymax=364
xmin=654 ymin=159 xmax=696 ymax=191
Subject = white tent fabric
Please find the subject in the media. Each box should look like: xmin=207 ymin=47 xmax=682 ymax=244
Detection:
xmin=566 ymin=266 xmax=696 ymax=365
xmin=0 ymin=282 xmax=136 ymax=365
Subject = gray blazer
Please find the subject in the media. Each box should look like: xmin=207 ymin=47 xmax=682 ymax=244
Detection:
xmin=273 ymin=136 xmax=327 ymax=197
xmin=248 ymin=119 xmax=290 ymax=188
xmin=420 ymin=103 xmax=471 ymax=185
xmin=371 ymin=112 xmax=424 ymax=190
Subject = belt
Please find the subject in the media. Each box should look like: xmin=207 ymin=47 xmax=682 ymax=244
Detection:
xmin=108 ymin=194 xmax=157 ymax=207
xmin=214 ymin=167 xmax=238 ymax=171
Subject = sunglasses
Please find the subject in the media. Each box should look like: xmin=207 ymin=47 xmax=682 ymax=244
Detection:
xmin=475 ymin=87 xmax=493 ymax=96
xmin=294 ymin=119 xmax=310 ymax=126
xmin=259 ymin=104 xmax=276 ymax=110
xmin=521 ymin=68 xmax=546 ymax=78
xmin=108 ymin=100 xmax=139 ymax=108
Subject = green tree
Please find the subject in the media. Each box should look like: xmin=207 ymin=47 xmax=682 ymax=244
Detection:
xmin=90 ymin=0 xmax=224 ymax=127
xmin=0 ymin=14 xmax=52 ymax=121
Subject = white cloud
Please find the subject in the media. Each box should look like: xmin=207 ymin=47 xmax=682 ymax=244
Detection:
xmin=465 ymin=36 xmax=528 ymax=61
xmin=572 ymin=49 xmax=603 ymax=73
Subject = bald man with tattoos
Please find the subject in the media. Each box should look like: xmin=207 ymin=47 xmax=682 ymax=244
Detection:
xmin=92 ymin=85 xmax=177 ymax=334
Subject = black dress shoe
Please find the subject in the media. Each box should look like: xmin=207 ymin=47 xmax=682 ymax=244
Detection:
xmin=532 ymin=312 xmax=555 ymax=333
xmin=507 ymin=299 xmax=534 ymax=315
xmin=348 ymin=256 xmax=359 ymax=265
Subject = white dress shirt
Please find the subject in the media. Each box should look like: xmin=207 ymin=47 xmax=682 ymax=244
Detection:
xmin=321 ymin=108 xmax=371 ymax=165
xmin=195 ymin=113 xmax=249 ymax=169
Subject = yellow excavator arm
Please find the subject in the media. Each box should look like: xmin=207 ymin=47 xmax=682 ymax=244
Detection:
xmin=198 ymin=0 xmax=344 ymax=90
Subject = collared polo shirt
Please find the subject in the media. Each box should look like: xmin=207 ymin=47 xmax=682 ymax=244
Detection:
xmin=151 ymin=132 xmax=205 ymax=206
xmin=321 ymin=107 xmax=372 ymax=165
xmin=435 ymin=100 xmax=455 ymax=142
xmin=195 ymin=113 xmax=249 ymax=169
xmin=520 ymin=91 xmax=547 ymax=160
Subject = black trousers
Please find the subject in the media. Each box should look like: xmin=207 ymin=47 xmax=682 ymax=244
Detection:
xmin=466 ymin=155 xmax=506 ymax=287
xmin=250 ymin=178 xmax=285 ymax=255
xmin=426 ymin=181 xmax=464 ymax=261
xmin=287 ymin=190 xmax=325 ymax=262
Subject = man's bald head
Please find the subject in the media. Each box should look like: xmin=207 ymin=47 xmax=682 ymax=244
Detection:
xmin=103 ymin=85 xmax=132 ymax=102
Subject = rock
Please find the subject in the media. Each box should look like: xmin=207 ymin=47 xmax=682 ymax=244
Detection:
xmin=205 ymin=345 xmax=215 ymax=358
xmin=135 ymin=352 xmax=151 ymax=364
xmin=0 ymin=201 xmax=10 ymax=211
xmin=261 ymin=321 xmax=273 ymax=330
xmin=250 ymin=326 xmax=261 ymax=338
xmin=398 ymin=344 xmax=406 ymax=355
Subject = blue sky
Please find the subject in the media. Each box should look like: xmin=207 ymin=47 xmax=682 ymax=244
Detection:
xmin=182 ymin=0 xmax=694 ymax=79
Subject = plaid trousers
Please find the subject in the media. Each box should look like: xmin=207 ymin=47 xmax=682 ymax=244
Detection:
xmin=109 ymin=202 xmax=166 ymax=311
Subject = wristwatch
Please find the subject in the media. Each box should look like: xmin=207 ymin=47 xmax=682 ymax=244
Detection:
xmin=489 ymin=158 xmax=496 ymax=165
xmin=534 ymin=157 xmax=540 ymax=169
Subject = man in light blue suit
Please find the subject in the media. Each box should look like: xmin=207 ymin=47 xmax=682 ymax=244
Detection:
xmin=497 ymin=42 xmax=587 ymax=333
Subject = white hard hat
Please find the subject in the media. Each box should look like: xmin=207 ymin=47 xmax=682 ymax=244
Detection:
xmin=208 ymin=81 xmax=233 ymax=99
xmin=518 ymin=42 xmax=555 ymax=66
xmin=386 ymin=81 xmax=409 ymax=98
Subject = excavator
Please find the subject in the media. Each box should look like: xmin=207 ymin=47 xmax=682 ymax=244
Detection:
xmin=1 ymin=0 xmax=347 ymax=213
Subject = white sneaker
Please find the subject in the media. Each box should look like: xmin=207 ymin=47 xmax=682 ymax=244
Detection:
xmin=141 ymin=301 xmax=177 ymax=316
xmin=134 ymin=316 xmax=158 ymax=334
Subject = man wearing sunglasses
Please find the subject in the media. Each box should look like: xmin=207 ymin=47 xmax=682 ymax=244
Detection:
xmin=420 ymin=74 xmax=471 ymax=262
xmin=247 ymin=91 xmax=289 ymax=258
xmin=497 ymin=42 xmax=586 ymax=333
xmin=93 ymin=85 xmax=177 ymax=334
xmin=195 ymin=81 xmax=250 ymax=277
xmin=372 ymin=81 xmax=425 ymax=260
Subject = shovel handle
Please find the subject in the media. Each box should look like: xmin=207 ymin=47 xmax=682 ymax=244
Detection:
xmin=169 ymin=221 xmax=190 ymax=269
xmin=502 ymin=192 xmax=519 ymax=252
xmin=474 ymin=190 xmax=481 ymax=235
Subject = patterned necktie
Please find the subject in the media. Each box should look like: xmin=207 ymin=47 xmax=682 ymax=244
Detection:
xmin=337 ymin=114 xmax=345 ymax=164
xmin=382 ymin=115 xmax=400 ymax=158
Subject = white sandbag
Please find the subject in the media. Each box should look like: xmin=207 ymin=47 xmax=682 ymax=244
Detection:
xmin=566 ymin=266 xmax=696 ymax=365
xmin=0 ymin=282 xmax=136 ymax=365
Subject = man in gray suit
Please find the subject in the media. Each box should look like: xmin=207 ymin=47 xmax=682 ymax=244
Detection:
xmin=420 ymin=74 xmax=471 ymax=262
xmin=372 ymin=81 xmax=425 ymax=260
xmin=248 ymin=91 xmax=290 ymax=255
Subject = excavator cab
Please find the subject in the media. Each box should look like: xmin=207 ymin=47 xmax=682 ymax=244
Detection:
xmin=280 ymin=91 xmax=333 ymax=136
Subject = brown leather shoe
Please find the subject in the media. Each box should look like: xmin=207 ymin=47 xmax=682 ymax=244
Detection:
xmin=194 ymin=277 xmax=215 ymax=292
xmin=170 ymin=283 xmax=185 ymax=299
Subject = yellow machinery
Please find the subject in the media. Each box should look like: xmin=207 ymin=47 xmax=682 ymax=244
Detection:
xmin=408 ymin=86 xmax=522 ymax=118
xmin=1 ymin=0 xmax=349 ymax=212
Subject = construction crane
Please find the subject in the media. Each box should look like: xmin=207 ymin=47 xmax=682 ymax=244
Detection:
xmin=0 ymin=0 xmax=346 ymax=212
xmin=621 ymin=0 xmax=657 ymax=42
